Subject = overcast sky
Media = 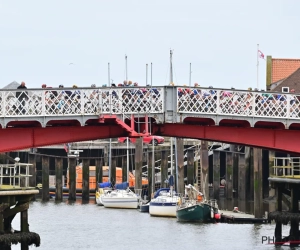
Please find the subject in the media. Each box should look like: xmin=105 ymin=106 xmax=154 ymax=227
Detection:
xmin=0 ymin=0 xmax=299 ymax=90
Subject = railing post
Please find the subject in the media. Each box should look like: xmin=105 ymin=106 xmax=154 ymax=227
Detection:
xmin=252 ymin=92 xmax=256 ymax=117
xmin=216 ymin=90 xmax=220 ymax=115
xmin=42 ymin=90 xmax=45 ymax=116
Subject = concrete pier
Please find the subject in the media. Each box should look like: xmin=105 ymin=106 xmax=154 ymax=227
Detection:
xmin=187 ymin=148 xmax=194 ymax=185
xmin=176 ymin=138 xmax=184 ymax=195
xmin=200 ymin=140 xmax=209 ymax=197
xmin=160 ymin=150 xmax=168 ymax=188
xmin=225 ymin=152 xmax=233 ymax=199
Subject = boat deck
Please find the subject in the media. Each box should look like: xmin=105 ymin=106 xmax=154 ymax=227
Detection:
xmin=219 ymin=210 xmax=267 ymax=224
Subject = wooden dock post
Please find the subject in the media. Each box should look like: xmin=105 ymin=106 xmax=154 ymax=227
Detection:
xmin=28 ymin=154 xmax=36 ymax=188
xmin=238 ymin=153 xmax=246 ymax=200
xmin=135 ymin=137 xmax=143 ymax=190
xmin=95 ymin=158 xmax=102 ymax=186
xmin=225 ymin=152 xmax=233 ymax=199
xmin=42 ymin=156 xmax=49 ymax=201
xmin=187 ymin=148 xmax=194 ymax=185
xmin=245 ymin=147 xmax=254 ymax=200
xmin=275 ymin=185 xmax=282 ymax=244
xmin=160 ymin=150 xmax=168 ymax=188
xmin=55 ymin=158 xmax=63 ymax=201
xmin=122 ymin=155 xmax=127 ymax=183
xmin=253 ymin=148 xmax=263 ymax=218
xmin=200 ymin=140 xmax=209 ymax=198
xmin=268 ymin=150 xmax=275 ymax=197
xmin=82 ymin=159 xmax=90 ymax=201
xmin=213 ymin=151 xmax=220 ymax=199
xmin=290 ymin=185 xmax=299 ymax=247
xmin=68 ymin=157 xmax=76 ymax=201
xmin=147 ymin=151 xmax=153 ymax=200
xmin=233 ymin=153 xmax=239 ymax=199
xmin=111 ymin=156 xmax=116 ymax=186
xmin=176 ymin=138 xmax=184 ymax=195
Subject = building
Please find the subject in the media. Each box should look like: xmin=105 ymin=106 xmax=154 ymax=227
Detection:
xmin=266 ymin=56 xmax=300 ymax=92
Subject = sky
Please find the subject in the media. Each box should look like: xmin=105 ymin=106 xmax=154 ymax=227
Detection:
xmin=0 ymin=0 xmax=299 ymax=90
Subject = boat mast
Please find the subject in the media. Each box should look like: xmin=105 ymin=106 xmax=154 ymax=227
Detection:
xmin=108 ymin=62 xmax=112 ymax=183
xmin=151 ymin=62 xmax=155 ymax=194
xmin=125 ymin=55 xmax=129 ymax=183
xmin=189 ymin=63 xmax=192 ymax=87
xmin=169 ymin=50 xmax=174 ymax=177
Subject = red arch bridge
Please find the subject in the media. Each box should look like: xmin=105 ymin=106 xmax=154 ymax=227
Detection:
xmin=0 ymin=86 xmax=300 ymax=153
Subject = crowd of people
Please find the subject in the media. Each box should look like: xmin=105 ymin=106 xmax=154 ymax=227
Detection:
xmin=12 ymin=81 xmax=299 ymax=117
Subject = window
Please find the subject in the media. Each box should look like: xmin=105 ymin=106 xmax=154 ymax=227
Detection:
xmin=282 ymin=87 xmax=289 ymax=93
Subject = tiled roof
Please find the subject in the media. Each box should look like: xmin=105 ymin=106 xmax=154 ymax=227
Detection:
xmin=271 ymin=67 xmax=300 ymax=92
xmin=272 ymin=58 xmax=300 ymax=83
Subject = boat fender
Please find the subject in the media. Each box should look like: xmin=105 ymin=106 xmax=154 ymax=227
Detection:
xmin=178 ymin=198 xmax=182 ymax=206
xmin=211 ymin=208 xmax=214 ymax=219
xmin=214 ymin=213 xmax=221 ymax=220
xmin=95 ymin=192 xmax=100 ymax=198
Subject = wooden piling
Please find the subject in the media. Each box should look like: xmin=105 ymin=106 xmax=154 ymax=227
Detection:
xmin=253 ymin=148 xmax=263 ymax=218
xmin=147 ymin=151 xmax=153 ymax=200
xmin=213 ymin=151 xmax=220 ymax=199
xmin=225 ymin=152 xmax=233 ymax=199
xmin=290 ymin=185 xmax=299 ymax=247
xmin=160 ymin=150 xmax=168 ymax=188
xmin=135 ymin=137 xmax=143 ymax=190
xmin=200 ymin=140 xmax=209 ymax=198
xmin=68 ymin=157 xmax=76 ymax=201
xmin=187 ymin=149 xmax=194 ymax=185
xmin=55 ymin=158 xmax=63 ymax=201
xmin=95 ymin=158 xmax=102 ymax=186
xmin=21 ymin=208 xmax=29 ymax=250
xmin=82 ymin=159 xmax=90 ymax=201
xmin=275 ymin=185 xmax=282 ymax=244
xmin=111 ymin=156 xmax=116 ymax=185
xmin=238 ymin=154 xmax=246 ymax=200
xmin=28 ymin=154 xmax=36 ymax=188
xmin=233 ymin=153 xmax=239 ymax=199
xmin=268 ymin=151 xmax=275 ymax=197
xmin=245 ymin=147 xmax=254 ymax=200
xmin=42 ymin=156 xmax=49 ymax=201
xmin=122 ymin=155 xmax=127 ymax=183
xmin=176 ymin=138 xmax=184 ymax=195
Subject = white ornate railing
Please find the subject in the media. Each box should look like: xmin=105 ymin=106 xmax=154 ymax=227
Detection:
xmin=177 ymin=87 xmax=300 ymax=119
xmin=1 ymin=86 xmax=299 ymax=120
xmin=0 ymin=87 xmax=164 ymax=116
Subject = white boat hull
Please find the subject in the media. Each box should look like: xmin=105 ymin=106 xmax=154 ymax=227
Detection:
xmin=99 ymin=189 xmax=139 ymax=209
xmin=149 ymin=202 xmax=177 ymax=217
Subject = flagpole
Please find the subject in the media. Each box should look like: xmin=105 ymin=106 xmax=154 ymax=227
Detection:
xmin=257 ymin=44 xmax=259 ymax=90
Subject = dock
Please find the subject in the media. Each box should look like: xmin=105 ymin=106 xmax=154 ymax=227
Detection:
xmin=220 ymin=210 xmax=267 ymax=223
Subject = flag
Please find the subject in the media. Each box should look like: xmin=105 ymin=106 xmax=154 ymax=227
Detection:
xmin=64 ymin=143 xmax=69 ymax=153
xmin=258 ymin=50 xmax=264 ymax=59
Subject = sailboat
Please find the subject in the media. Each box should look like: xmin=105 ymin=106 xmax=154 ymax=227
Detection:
xmin=176 ymin=184 xmax=221 ymax=222
xmin=149 ymin=50 xmax=180 ymax=217
xmin=97 ymin=56 xmax=142 ymax=209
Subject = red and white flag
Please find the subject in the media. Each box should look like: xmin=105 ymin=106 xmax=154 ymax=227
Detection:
xmin=258 ymin=50 xmax=264 ymax=59
xmin=64 ymin=143 xmax=69 ymax=153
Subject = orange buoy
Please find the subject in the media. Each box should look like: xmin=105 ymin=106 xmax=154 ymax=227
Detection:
xmin=197 ymin=195 xmax=202 ymax=202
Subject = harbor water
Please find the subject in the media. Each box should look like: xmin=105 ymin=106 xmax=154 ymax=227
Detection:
xmin=10 ymin=199 xmax=293 ymax=250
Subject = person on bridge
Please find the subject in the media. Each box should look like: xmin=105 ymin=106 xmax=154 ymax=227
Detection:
xmin=16 ymin=82 xmax=28 ymax=114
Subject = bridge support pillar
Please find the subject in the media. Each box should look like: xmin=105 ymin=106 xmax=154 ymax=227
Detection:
xmin=253 ymin=148 xmax=263 ymax=218
xmin=176 ymin=138 xmax=184 ymax=195
xmin=160 ymin=150 xmax=168 ymax=189
xmin=213 ymin=151 xmax=220 ymax=200
xmin=82 ymin=159 xmax=90 ymax=201
xmin=187 ymin=149 xmax=195 ymax=185
xmin=147 ymin=151 xmax=153 ymax=200
xmin=225 ymin=152 xmax=233 ymax=199
xmin=55 ymin=158 xmax=63 ymax=202
xmin=233 ymin=153 xmax=239 ymax=199
xmin=134 ymin=138 xmax=143 ymax=191
xmin=95 ymin=158 xmax=102 ymax=186
xmin=111 ymin=157 xmax=116 ymax=187
xmin=238 ymin=154 xmax=246 ymax=200
xmin=42 ymin=156 xmax=49 ymax=201
xmin=200 ymin=141 xmax=209 ymax=200
xmin=68 ymin=157 xmax=76 ymax=201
